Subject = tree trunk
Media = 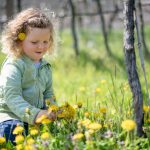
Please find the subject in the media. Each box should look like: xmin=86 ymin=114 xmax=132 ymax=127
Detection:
xmin=17 ymin=0 xmax=22 ymax=12
xmin=136 ymin=0 xmax=150 ymax=56
xmin=123 ymin=0 xmax=144 ymax=137
xmin=108 ymin=4 xmax=119 ymax=34
xmin=68 ymin=0 xmax=79 ymax=56
xmin=94 ymin=0 xmax=112 ymax=55
xmin=6 ymin=0 xmax=14 ymax=20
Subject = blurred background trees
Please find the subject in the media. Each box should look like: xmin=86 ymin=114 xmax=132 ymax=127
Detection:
xmin=0 ymin=0 xmax=150 ymax=56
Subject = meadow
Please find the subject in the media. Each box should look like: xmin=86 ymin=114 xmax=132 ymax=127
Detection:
xmin=0 ymin=27 xmax=150 ymax=149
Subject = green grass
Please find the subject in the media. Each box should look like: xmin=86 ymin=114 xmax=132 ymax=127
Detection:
xmin=1 ymin=27 xmax=150 ymax=149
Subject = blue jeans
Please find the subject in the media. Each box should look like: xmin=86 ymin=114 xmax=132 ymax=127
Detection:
xmin=0 ymin=120 xmax=28 ymax=144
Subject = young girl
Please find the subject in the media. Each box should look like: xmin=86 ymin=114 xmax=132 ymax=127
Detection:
xmin=0 ymin=7 xmax=57 ymax=143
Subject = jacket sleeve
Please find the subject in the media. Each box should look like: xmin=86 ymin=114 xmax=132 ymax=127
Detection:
xmin=1 ymin=63 xmax=41 ymax=124
xmin=43 ymin=66 xmax=57 ymax=105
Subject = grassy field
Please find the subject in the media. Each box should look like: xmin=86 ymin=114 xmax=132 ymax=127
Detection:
xmin=0 ymin=27 xmax=150 ymax=149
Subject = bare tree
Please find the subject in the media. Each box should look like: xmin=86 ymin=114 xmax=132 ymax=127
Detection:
xmin=123 ymin=0 xmax=144 ymax=137
xmin=68 ymin=0 xmax=79 ymax=56
xmin=94 ymin=0 xmax=112 ymax=55
xmin=136 ymin=0 xmax=150 ymax=56
xmin=6 ymin=0 xmax=14 ymax=20
xmin=17 ymin=0 xmax=22 ymax=12
xmin=107 ymin=3 xmax=119 ymax=34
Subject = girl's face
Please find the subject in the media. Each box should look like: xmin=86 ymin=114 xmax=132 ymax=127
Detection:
xmin=21 ymin=28 xmax=51 ymax=62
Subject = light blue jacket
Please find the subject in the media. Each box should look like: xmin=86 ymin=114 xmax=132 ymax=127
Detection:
xmin=0 ymin=55 xmax=56 ymax=124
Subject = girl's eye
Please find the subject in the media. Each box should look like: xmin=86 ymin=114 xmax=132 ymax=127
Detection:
xmin=31 ymin=41 xmax=37 ymax=44
xmin=43 ymin=41 xmax=48 ymax=44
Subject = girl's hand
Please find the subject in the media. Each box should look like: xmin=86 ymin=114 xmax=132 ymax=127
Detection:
xmin=35 ymin=110 xmax=57 ymax=124
xmin=47 ymin=111 xmax=57 ymax=121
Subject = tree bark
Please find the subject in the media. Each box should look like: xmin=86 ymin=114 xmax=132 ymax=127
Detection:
xmin=68 ymin=0 xmax=79 ymax=56
xmin=123 ymin=0 xmax=144 ymax=137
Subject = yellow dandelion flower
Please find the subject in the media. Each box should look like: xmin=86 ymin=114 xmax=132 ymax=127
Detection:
xmin=27 ymin=138 xmax=35 ymax=145
xmin=84 ymin=111 xmax=90 ymax=117
xmin=77 ymin=102 xmax=82 ymax=108
xmin=0 ymin=137 xmax=6 ymax=144
xmin=99 ymin=107 xmax=107 ymax=113
xmin=72 ymin=133 xmax=84 ymax=141
xmin=24 ymin=144 xmax=34 ymax=150
xmin=57 ymin=112 xmax=65 ymax=118
xmin=143 ymin=105 xmax=149 ymax=113
xmin=79 ymin=86 xmax=86 ymax=92
xmin=121 ymin=119 xmax=136 ymax=131
xmin=73 ymin=104 xmax=78 ymax=109
xmin=16 ymin=144 xmax=23 ymax=150
xmin=127 ymin=111 xmax=132 ymax=115
xmin=41 ymin=118 xmax=52 ymax=124
xmin=87 ymin=123 xmax=102 ymax=130
xmin=30 ymin=129 xmax=39 ymax=136
xmin=48 ymin=105 xmax=59 ymax=113
xmin=13 ymin=125 xmax=24 ymax=135
xmin=35 ymin=114 xmax=47 ymax=124
xmin=95 ymin=88 xmax=101 ymax=93
xmin=15 ymin=135 xmax=24 ymax=144
xmin=18 ymin=33 xmax=26 ymax=41
xmin=41 ymin=132 xmax=50 ymax=140
xmin=101 ymin=80 xmax=107 ymax=84
xmin=58 ymin=103 xmax=76 ymax=120
xmin=80 ymin=119 xmax=91 ymax=128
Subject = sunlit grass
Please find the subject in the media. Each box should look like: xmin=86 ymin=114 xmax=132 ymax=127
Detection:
xmin=0 ymin=26 xmax=150 ymax=149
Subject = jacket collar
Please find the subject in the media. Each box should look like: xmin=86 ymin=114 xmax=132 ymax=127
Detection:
xmin=22 ymin=55 xmax=51 ymax=68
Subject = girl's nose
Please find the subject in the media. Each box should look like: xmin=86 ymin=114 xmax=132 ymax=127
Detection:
xmin=38 ymin=43 xmax=45 ymax=49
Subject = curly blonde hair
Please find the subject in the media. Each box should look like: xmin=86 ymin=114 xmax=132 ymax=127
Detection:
xmin=1 ymin=7 xmax=55 ymax=57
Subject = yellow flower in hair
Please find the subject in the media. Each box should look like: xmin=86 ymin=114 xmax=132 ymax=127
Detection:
xmin=18 ymin=32 xmax=26 ymax=40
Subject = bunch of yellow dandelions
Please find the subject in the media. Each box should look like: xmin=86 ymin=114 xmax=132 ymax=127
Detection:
xmin=36 ymin=102 xmax=76 ymax=124
xmin=9 ymin=102 xmax=75 ymax=149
